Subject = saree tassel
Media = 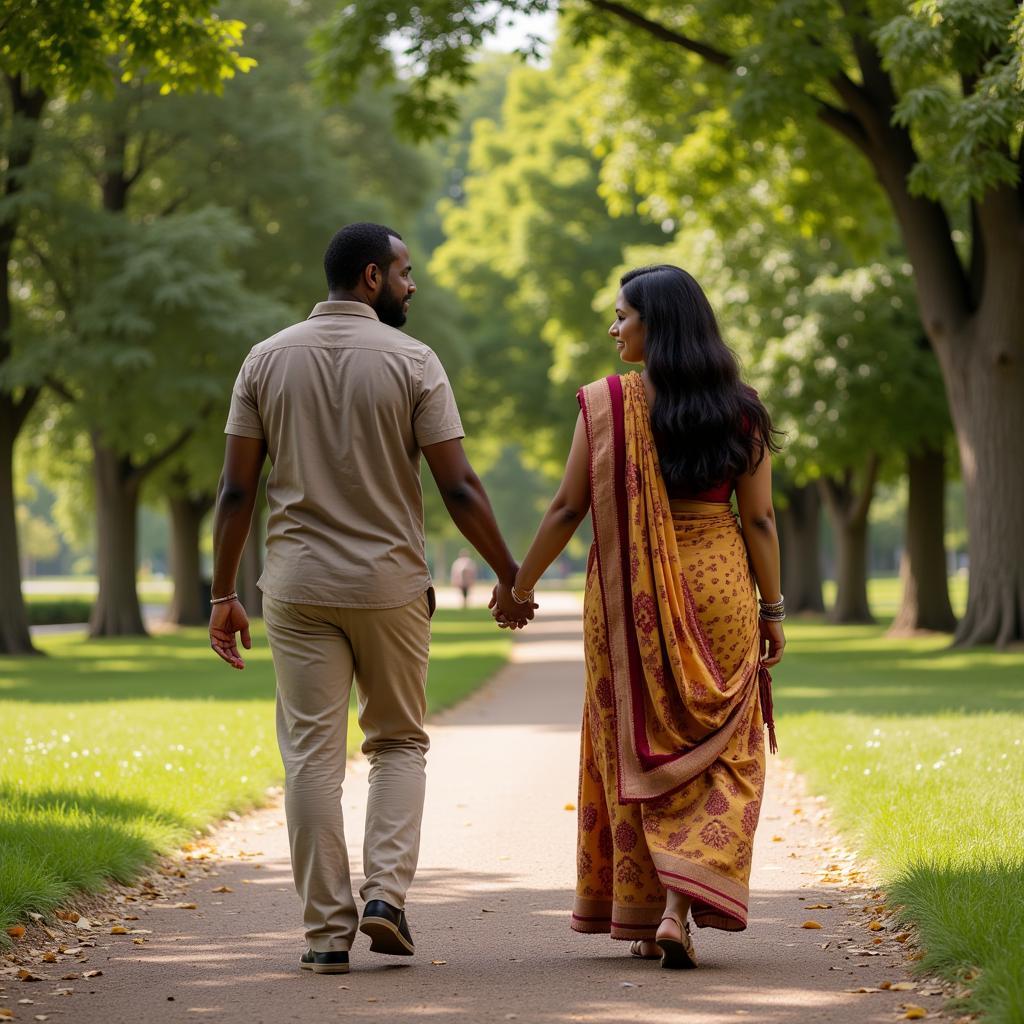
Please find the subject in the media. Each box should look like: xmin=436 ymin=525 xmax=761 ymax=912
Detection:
xmin=758 ymin=665 xmax=778 ymax=755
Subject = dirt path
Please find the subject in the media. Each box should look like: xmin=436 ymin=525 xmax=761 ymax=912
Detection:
xmin=4 ymin=598 xmax=949 ymax=1023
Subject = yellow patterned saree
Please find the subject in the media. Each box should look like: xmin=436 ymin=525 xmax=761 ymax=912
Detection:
xmin=572 ymin=372 xmax=776 ymax=940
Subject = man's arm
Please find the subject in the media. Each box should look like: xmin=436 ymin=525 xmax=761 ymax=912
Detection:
xmin=209 ymin=434 xmax=267 ymax=668
xmin=421 ymin=438 xmax=534 ymax=624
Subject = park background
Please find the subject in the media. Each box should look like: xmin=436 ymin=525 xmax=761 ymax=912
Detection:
xmin=1 ymin=2 xmax=1022 ymax=1022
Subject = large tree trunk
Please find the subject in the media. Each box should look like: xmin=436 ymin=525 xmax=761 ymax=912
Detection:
xmin=945 ymin=312 xmax=1024 ymax=647
xmin=819 ymin=456 xmax=879 ymax=624
xmin=0 ymin=403 xmax=39 ymax=654
xmin=778 ymin=482 xmax=825 ymax=614
xmin=889 ymin=445 xmax=956 ymax=635
xmin=167 ymin=491 xmax=214 ymax=626
xmin=0 ymin=75 xmax=46 ymax=656
xmin=89 ymin=437 xmax=146 ymax=637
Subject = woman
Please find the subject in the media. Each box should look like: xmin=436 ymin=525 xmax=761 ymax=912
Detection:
xmin=493 ymin=265 xmax=785 ymax=969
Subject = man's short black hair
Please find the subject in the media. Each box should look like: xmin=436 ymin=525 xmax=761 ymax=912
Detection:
xmin=324 ymin=222 xmax=403 ymax=291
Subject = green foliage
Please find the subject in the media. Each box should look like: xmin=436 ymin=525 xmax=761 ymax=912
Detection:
xmin=24 ymin=599 xmax=92 ymax=626
xmin=0 ymin=0 xmax=254 ymax=96
xmin=430 ymin=51 xmax=662 ymax=465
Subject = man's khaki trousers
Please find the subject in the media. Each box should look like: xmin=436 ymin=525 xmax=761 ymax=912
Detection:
xmin=263 ymin=592 xmax=431 ymax=953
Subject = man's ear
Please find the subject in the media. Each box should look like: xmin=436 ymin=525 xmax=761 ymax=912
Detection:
xmin=363 ymin=262 xmax=381 ymax=293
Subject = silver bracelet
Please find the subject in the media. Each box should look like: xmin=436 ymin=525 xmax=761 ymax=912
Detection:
xmin=511 ymin=583 xmax=535 ymax=605
xmin=210 ymin=592 xmax=238 ymax=605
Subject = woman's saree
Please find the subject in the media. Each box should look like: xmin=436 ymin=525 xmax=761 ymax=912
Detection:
xmin=572 ymin=372 xmax=776 ymax=939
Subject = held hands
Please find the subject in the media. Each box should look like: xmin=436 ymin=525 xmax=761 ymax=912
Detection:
xmin=489 ymin=580 xmax=538 ymax=630
xmin=210 ymin=599 xmax=252 ymax=670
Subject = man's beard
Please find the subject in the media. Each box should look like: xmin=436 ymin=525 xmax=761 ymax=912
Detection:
xmin=374 ymin=285 xmax=407 ymax=328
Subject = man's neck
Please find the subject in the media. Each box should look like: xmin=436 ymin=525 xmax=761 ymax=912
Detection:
xmin=327 ymin=289 xmax=371 ymax=305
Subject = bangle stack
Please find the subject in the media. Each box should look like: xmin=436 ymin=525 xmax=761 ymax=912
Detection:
xmin=758 ymin=594 xmax=786 ymax=622
xmin=210 ymin=592 xmax=238 ymax=605
xmin=511 ymin=583 xmax=535 ymax=605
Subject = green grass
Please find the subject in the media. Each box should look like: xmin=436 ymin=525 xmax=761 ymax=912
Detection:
xmin=778 ymin=620 xmax=1024 ymax=1022
xmin=0 ymin=609 xmax=508 ymax=936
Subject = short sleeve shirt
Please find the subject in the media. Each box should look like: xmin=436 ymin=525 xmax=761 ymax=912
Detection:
xmin=225 ymin=300 xmax=464 ymax=607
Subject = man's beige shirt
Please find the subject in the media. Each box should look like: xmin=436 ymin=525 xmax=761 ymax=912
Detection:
xmin=225 ymin=301 xmax=464 ymax=608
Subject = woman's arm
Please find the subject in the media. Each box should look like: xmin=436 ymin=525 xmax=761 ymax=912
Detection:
xmin=513 ymin=411 xmax=592 ymax=595
xmin=735 ymin=439 xmax=785 ymax=666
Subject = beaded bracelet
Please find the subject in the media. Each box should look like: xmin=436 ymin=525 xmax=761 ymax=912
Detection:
xmin=210 ymin=592 xmax=238 ymax=605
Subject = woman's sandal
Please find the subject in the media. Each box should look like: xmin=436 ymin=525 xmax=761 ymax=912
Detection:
xmin=629 ymin=939 xmax=662 ymax=960
xmin=655 ymin=912 xmax=698 ymax=970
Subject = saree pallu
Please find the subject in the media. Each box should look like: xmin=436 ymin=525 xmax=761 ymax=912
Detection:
xmin=571 ymin=372 xmax=775 ymax=940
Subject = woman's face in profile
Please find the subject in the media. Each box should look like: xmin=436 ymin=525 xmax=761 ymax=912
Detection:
xmin=609 ymin=290 xmax=645 ymax=364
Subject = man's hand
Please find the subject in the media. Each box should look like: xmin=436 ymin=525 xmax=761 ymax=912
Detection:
xmin=489 ymin=581 xmax=537 ymax=630
xmin=210 ymin=599 xmax=252 ymax=670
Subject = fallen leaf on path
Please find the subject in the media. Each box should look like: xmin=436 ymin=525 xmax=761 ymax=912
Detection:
xmin=82 ymin=971 xmax=101 ymax=979
xmin=211 ymin=887 xmax=232 ymax=894
xmin=33 ymin=1015 xmax=48 ymax=1021
xmin=15 ymin=972 xmax=41 ymax=983
xmin=844 ymin=988 xmax=881 ymax=993
xmin=868 ymin=921 xmax=884 ymax=931
xmin=620 ymin=982 xmax=639 ymax=988
xmin=17 ymin=1002 xmax=32 ymax=1007
xmin=888 ymin=983 xmax=915 ymax=992
xmin=481 ymin=908 xmax=497 ymax=913
xmin=54 ymin=912 xmax=78 ymax=924
xmin=807 ymin=904 xmax=832 ymax=910
xmin=74 ymin=919 xmax=92 ymax=931
xmin=132 ymin=939 xmax=146 ymax=946
xmin=901 ymin=1005 xmax=928 ymax=1019
xmin=5 ymin=928 xmax=24 ymax=941
xmin=0 ymin=1009 xmax=13 ymax=1020
xmin=152 ymin=903 xmax=196 ymax=910
xmin=430 ymin=960 xmax=447 ymax=966
xmin=109 ymin=927 xmax=127 ymax=935
xmin=801 ymin=921 xmax=823 ymax=929
xmin=60 ymin=975 xmax=78 ymax=981
xmin=39 ymin=956 xmax=55 ymax=965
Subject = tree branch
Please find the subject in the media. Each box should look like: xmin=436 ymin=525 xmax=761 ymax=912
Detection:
xmin=134 ymin=405 xmax=212 ymax=481
xmin=12 ymin=386 xmax=40 ymax=432
xmin=23 ymin=239 xmax=74 ymax=312
xmin=852 ymin=451 xmax=880 ymax=524
xmin=585 ymin=0 xmax=733 ymax=67
xmin=43 ymin=375 xmax=75 ymax=404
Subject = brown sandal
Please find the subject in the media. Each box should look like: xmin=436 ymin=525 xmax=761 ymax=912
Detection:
xmin=629 ymin=939 xmax=661 ymax=960
xmin=656 ymin=912 xmax=697 ymax=970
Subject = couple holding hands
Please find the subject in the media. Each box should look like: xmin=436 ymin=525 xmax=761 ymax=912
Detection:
xmin=209 ymin=222 xmax=785 ymax=975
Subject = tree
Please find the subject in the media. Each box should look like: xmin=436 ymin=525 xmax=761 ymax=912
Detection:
xmin=321 ymin=0 xmax=1024 ymax=645
xmin=0 ymin=0 xmax=253 ymax=653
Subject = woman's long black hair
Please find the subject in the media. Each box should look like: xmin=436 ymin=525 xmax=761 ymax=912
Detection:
xmin=620 ymin=264 xmax=780 ymax=493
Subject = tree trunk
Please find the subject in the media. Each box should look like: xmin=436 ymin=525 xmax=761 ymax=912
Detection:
xmin=236 ymin=489 xmax=265 ymax=617
xmin=0 ymin=403 xmax=39 ymax=654
xmin=778 ymin=482 xmax=825 ymax=614
xmin=89 ymin=436 xmax=146 ymax=637
xmin=167 ymin=492 xmax=214 ymax=626
xmin=944 ymin=317 xmax=1024 ymax=647
xmin=889 ymin=445 xmax=956 ymax=635
xmin=819 ymin=456 xmax=879 ymax=625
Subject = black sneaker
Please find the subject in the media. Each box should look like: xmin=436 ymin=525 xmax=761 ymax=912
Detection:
xmin=299 ymin=948 xmax=350 ymax=974
xmin=359 ymin=899 xmax=415 ymax=956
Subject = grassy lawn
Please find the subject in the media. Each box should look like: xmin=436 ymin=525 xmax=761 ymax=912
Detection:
xmin=778 ymin=620 xmax=1024 ymax=1022
xmin=0 ymin=609 xmax=508 ymax=937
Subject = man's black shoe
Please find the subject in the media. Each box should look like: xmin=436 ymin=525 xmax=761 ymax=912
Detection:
xmin=299 ymin=948 xmax=350 ymax=974
xmin=359 ymin=899 xmax=415 ymax=956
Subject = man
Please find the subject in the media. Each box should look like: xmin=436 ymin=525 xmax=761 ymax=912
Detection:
xmin=449 ymin=549 xmax=477 ymax=609
xmin=209 ymin=223 xmax=534 ymax=975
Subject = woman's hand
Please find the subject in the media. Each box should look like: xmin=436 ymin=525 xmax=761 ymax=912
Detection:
xmin=759 ymin=617 xmax=785 ymax=667
xmin=489 ymin=581 xmax=537 ymax=629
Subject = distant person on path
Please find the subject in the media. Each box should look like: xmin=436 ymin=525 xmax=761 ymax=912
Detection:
xmin=449 ymin=549 xmax=477 ymax=608
xmin=208 ymin=223 xmax=534 ymax=975
xmin=492 ymin=265 xmax=785 ymax=970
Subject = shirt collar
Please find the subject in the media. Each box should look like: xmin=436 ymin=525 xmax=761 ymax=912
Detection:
xmin=307 ymin=300 xmax=379 ymax=321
